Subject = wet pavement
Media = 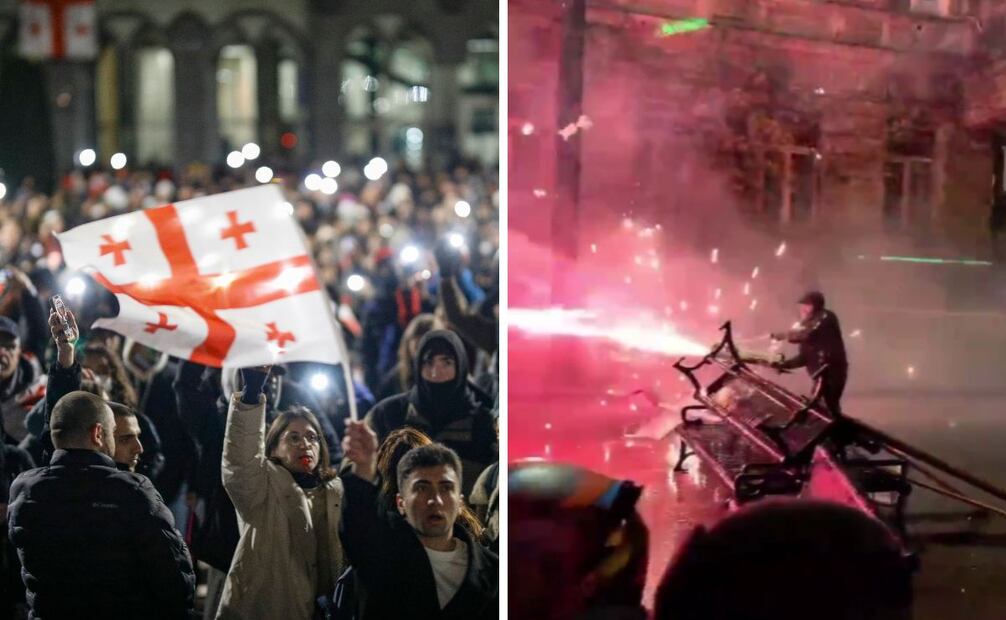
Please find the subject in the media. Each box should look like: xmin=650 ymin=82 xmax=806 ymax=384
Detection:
xmin=509 ymin=334 xmax=1006 ymax=618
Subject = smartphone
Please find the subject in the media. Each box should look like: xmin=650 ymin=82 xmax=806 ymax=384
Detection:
xmin=51 ymin=295 xmax=75 ymax=341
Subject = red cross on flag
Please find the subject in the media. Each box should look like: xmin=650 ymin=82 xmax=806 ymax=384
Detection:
xmin=56 ymin=185 xmax=350 ymax=370
xmin=18 ymin=0 xmax=97 ymax=60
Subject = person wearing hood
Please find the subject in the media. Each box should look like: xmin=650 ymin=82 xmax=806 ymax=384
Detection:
xmin=364 ymin=329 xmax=496 ymax=495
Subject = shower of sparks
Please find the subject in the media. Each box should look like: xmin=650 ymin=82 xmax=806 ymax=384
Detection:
xmin=775 ymin=242 xmax=787 ymax=257
xmin=509 ymin=307 xmax=709 ymax=356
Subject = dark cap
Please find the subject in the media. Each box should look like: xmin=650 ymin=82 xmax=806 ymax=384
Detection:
xmin=0 ymin=316 xmax=19 ymax=339
xmin=798 ymin=291 xmax=825 ymax=311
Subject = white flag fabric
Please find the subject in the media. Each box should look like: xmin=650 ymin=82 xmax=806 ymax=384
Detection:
xmin=57 ymin=186 xmax=349 ymax=369
xmin=18 ymin=2 xmax=53 ymax=59
xmin=18 ymin=1 xmax=96 ymax=60
xmin=63 ymin=2 xmax=97 ymax=60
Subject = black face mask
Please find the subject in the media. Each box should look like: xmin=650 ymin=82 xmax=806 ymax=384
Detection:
xmin=425 ymin=380 xmax=460 ymax=408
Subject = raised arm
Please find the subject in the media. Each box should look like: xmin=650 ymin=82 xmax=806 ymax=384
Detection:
xmin=220 ymin=367 xmax=272 ymax=519
xmin=41 ymin=308 xmax=81 ymax=457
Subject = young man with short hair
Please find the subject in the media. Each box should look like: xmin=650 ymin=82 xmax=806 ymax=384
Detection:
xmin=342 ymin=421 xmax=498 ymax=619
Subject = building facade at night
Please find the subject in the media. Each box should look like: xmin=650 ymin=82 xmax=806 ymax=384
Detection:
xmin=511 ymin=0 xmax=1006 ymax=260
xmin=0 ymin=0 xmax=498 ymax=186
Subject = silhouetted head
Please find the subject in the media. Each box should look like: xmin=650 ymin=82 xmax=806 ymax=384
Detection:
xmin=653 ymin=500 xmax=913 ymax=620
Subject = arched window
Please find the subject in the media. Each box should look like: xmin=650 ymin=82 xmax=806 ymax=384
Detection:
xmin=457 ymin=32 xmax=499 ymax=165
xmin=135 ymin=47 xmax=175 ymax=165
xmin=217 ymin=44 xmax=258 ymax=153
xmin=340 ymin=26 xmax=432 ymax=162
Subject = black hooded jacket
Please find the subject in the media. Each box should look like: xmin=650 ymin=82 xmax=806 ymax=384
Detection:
xmin=364 ymin=330 xmax=496 ymax=495
xmin=8 ymin=449 xmax=195 ymax=619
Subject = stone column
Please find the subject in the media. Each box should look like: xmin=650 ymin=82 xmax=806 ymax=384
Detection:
xmin=256 ymin=39 xmax=280 ymax=157
xmin=308 ymin=16 xmax=345 ymax=161
xmin=170 ymin=18 xmax=216 ymax=167
xmin=46 ymin=61 xmax=96 ymax=173
xmin=429 ymin=61 xmax=460 ymax=167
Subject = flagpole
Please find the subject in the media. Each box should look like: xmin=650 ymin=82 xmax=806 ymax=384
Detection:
xmin=282 ymin=187 xmax=360 ymax=422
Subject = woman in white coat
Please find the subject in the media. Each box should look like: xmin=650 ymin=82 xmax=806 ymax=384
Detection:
xmin=216 ymin=366 xmax=346 ymax=620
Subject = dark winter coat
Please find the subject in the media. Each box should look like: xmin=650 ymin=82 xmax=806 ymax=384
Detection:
xmin=340 ymin=474 xmax=498 ymax=620
xmin=364 ymin=330 xmax=497 ymax=495
xmin=780 ymin=309 xmax=848 ymax=376
xmin=8 ymin=449 xmax=195 ymax=619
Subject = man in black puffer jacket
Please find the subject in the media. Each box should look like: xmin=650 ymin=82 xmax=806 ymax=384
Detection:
xmin=365 ymin=329 xmax=496 ymax=496
xmin=8 ymin=391 xmax=195 ymax=619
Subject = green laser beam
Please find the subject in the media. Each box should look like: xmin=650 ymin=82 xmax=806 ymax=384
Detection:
xmin=879 ymin=255 xmax=994 ymax=266
xmin=658 ymin=18 xmax=710 ymax=37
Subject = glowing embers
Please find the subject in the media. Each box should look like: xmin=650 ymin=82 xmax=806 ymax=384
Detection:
xmin=508 ymin=307 xmax=708 ymax=356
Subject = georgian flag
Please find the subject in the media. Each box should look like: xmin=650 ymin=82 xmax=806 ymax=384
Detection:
xmin=56 ymin=186 xmax=350 ymax=370
xmin=18 ymin=0 xmax=97 ymax=60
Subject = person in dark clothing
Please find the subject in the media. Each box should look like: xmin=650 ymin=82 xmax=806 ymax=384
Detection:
xmin=8 ymin=391 xmax=195 ymax=619
xmin=37 ymin=309 xmax=166 ymax=478
xmin=375 ymin=313 xmax=442 ymax=401
xmin=653 ymin=500 xmax=912 ymax=620
xmin=341 ymin=429 xmax=498 ymax=620
xmin=364 ymin=329 xmax=496 ymax=495
xmin=0 ymin=316 xmax=46 ymax=445
xmin=131 ymin=356 xmax=197 ymax=511
xmin=771 ymin=291 xmax=849 ymax=417
xmin=0 ymin=443 xmax=33 ymax=618
xmin=0 ymin=267 xmax=49 ymax=361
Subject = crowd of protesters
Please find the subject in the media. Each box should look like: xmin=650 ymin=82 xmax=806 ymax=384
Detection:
xmin=0 ymin=155 xmax=500 ymax=619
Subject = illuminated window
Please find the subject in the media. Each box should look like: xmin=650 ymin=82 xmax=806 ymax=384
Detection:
xmin=136 ymin=48 xmax=175 ymax=165
xmin=278 ymin=58 xmax=300 ymax=124
xmin=884 ymin=158 xmax=933 ymax=231
xmin=217 ymin=45 xmax=258 ymax=152
xmin=340 ymin=27 xmax=431 ymax=159
xmin=458 ymin=33 xmax=499 ymax=166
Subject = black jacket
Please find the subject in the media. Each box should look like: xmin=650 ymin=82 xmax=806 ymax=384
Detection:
xmin=780 ymin=309 xmax=848 ymax=376
xmin=364 ymin=330 xmax=497 ymax=495
xmin=8 ymin=449 xmax=195 ymax=619
xmin=340 ymin=474 xmax=498 ymax=620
